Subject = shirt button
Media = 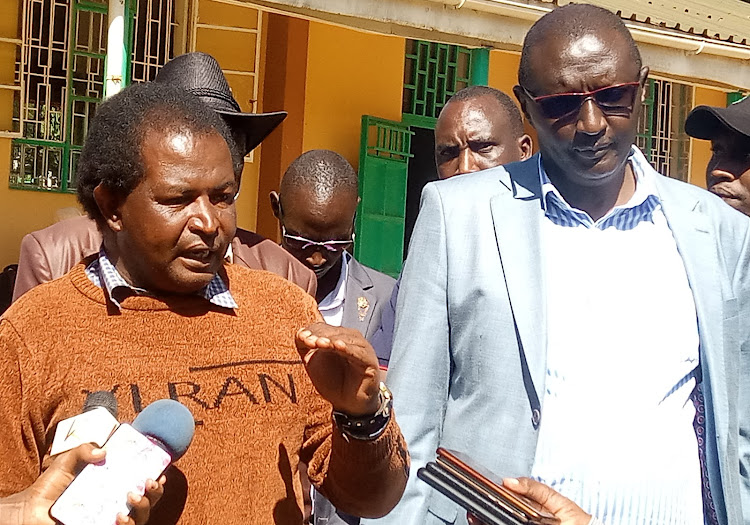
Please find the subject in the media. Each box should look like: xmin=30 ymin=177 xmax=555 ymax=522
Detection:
xmin=531 ymin=408 xmax=541 ymax=428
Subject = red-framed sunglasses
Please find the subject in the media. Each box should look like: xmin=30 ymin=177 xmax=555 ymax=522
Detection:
xmin=523 ymin=82 xmax=641 ymax=120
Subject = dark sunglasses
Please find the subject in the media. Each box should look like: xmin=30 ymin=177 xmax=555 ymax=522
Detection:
xmin=523 ymin=82 xmax=641 ymax=120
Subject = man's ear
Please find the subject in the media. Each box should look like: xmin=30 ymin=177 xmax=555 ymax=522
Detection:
xmin=513 ymin=86 xmax=533 ymax=122
xmin=93 ymin=183 xmax=124 ymax=233
xmin=639 ymin=66 xmax=650 ymax=103
xmin=269 ymin=191 xmax=281 ymax=220
xmin=517 ymin=134 xmax=534 ymax=161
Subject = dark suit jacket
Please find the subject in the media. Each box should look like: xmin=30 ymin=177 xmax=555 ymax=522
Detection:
xmin=12 ymin=216 xmax=316 ymax=301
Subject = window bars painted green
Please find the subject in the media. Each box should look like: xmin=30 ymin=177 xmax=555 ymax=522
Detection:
xmin=10 ymin=0 xmax=107 ymax=192
xmin=636 ymin=78 xmax=692 ymax=181
xmin=10 ymin=0 xmax=178 ymax=192
xmin=402 ymin=40 xmax=472 ymax=129
xmin=355 ymin=116 xmax=414 ymax=278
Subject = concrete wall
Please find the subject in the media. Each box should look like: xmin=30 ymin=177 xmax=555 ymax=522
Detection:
xmin=195 ymin=0 xmax=263 ymax=232
xmin=256 ymin=18 xmax=405 ymax=239
xmin=487 ymin=49 xmax=538 ymax=149
xmin=302 ymin=22 xmax=405 ymax=169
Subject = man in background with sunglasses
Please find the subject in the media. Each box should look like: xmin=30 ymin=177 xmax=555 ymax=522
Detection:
xmin=370 ymin=4 xmax=750 ymax=525
xmin=271 ymin=149 xmax=396 ymax=525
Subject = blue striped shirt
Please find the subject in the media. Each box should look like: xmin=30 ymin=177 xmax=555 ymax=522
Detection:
xmin=530 ymin=147 xmax=704 ymax=525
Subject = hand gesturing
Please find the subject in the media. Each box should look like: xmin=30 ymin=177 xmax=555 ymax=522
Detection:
xmin=295 ymin=323 xmax=382 ymax=417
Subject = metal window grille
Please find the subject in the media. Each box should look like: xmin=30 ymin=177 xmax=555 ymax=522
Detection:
xmin=0 ymin=0 xmax=23 ymax=138
xmin=10 ymin=0 xmax=181 ymax=192
xmin=363 ymin=117 xmax=413 ymax=163
xmin=11 ymin=0 xmax=106 ymax=192
xmin=129 ymin=0 xmax=178 ymax=83
xmin=191 ymin=1 xmax=264 ymax=161
xmin=402 ymin=40 xmax=471 ymax=128
xmin=636 ymin=78 xmax=692 ymax=181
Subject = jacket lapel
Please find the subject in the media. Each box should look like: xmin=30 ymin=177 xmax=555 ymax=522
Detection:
xmin=654 ymin=177 xmax=739 ymax=525
xmin=342 ymin=257 xmax=376 ymax=337
xmin=490 ymin=158 xmax=546 ymax=417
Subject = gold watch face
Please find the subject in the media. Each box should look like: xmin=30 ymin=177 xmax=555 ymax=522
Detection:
xmin=378 ymin=381 xmax=393 ymax=416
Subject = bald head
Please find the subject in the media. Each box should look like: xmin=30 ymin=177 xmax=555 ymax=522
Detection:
xmin=280 ymin=149 xmax=358 ymax=204
xmin=519 ymin=4 xmax=641 ymax=91
xmin=272 ymin=150 xmax=359 ymax=284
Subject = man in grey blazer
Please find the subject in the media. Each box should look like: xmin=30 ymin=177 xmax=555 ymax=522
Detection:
xmin=369 ymin=5 xmax=750 ymax=525
xmin=271 ymin=149 xmax=396 ymax=525
xmin=270 ymin=149 xmax=395 ymax=341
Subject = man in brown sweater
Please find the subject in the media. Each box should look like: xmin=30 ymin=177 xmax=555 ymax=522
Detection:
xmin=12 ymin=52 xmax=315 ymax=302
xmin=0 ymin=82 xmax=408 ymax=524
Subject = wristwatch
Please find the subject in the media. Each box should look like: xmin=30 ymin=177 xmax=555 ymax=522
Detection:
xmin=333 ymin=381 xmax=393 ymax=441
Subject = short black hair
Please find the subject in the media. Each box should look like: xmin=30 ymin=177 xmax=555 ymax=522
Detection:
xmin=280 ymin=149 xmax=358 ymax=203
xmin=518 ymin=4 xmax=642 ymax=90
xmin=445 ymin=85 xmax=525 ymax=137
xmin=77 ymin=82 xmax=240 ymax=224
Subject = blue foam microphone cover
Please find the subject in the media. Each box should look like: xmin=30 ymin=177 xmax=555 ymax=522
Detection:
xmin=132 ymin=399 xmax=195 ymax=461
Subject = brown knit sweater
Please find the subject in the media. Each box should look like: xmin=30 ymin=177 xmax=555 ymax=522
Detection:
xmin=0 ymin=262 xmax=408 ymax=524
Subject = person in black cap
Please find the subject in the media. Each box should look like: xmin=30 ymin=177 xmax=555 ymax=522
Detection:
xmin=12 ymin=52 xmax=317 ymax=301
xmin=685 ymin=95 xmax=750 ymax=216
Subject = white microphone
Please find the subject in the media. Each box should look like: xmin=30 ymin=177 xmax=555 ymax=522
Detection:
xmin=49 ymin=391 xmax=119 ymax=456
xmin=50 ymin=399 xmax=195 ymax=525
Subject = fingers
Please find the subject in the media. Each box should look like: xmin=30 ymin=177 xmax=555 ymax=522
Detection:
xmin=296 ymin=324 xmax=377 ymax=369
xmin=503 ymin=477 xmax=589 ymax=521
xmin=503 ymin=477 xmax=554 ymax=507
xmin=467 ymin=512 xmax=485 ymax=525
xmin=37 ymin=443 xmax=106 ymax=491
xmin=55 ymin=443 xmax=106 ymax=474
xmin=126 ymin=477 xmax=164 ymax=525
xmin=145 ymin=476 xmax=166 ymax=508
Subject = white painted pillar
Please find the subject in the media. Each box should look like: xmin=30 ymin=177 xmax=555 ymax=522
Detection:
xmin=104 ymin=0 xmax=126 ymax=97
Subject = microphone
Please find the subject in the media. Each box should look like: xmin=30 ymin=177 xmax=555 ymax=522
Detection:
xmin=50 ymin=399 xmax=195 ymax=525
xmin=82 ymin=390 xmax=118 ymax=417
xmin=132 ymin=398 xmax=195 ymax=461
xmin=50 ymin=391 xmax=120 ymax=456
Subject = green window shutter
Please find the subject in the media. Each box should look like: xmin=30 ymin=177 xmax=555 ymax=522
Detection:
xmin=469 ymin=48 xmax=489 ymax=86
xmin=728 ymin=92 xmax=747 ymax=105
xmin=636 ymin=78 xmax=655 ymax=161
xmin=355 ymin=116 xmax=413 ymax=278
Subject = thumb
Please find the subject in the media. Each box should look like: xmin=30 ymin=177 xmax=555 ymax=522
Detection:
xmin=39 ymin=444 xmax=106 ymax=488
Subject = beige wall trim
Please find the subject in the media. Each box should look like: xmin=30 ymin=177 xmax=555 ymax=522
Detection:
xmin=241 ymin=0 xmax=750 ymax=90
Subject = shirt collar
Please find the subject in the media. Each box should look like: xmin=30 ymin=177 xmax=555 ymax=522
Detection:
xmin=85 ymin=249 xmax=238 ymax=310
xmin=539 ymin=145 xmax=661 ymax=230
xmin=318 ymin=251 xmax=350 ymax=312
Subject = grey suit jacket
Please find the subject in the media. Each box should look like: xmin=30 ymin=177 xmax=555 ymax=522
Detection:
xmin=365 ymin=152 xmax=750 ymax=525
xmin=341 ymin=257 xmax=396 ymax=341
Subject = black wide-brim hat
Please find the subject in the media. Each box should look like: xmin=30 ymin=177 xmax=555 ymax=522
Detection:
xmin=155 ymin=52 xmax=287 ymax=156
xmin=685 ymin=95 xmax=750 ymax=141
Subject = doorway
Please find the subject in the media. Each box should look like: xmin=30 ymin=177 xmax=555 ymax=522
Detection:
xmin=403 ymin=126 xmax=439 ymax=254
